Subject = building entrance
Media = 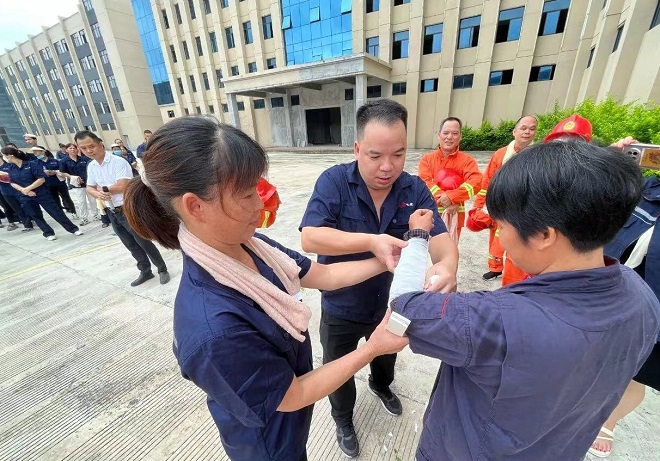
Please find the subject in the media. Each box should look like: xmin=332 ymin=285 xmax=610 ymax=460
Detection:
xmin=306 ymin=107 xmax=341 ymax=145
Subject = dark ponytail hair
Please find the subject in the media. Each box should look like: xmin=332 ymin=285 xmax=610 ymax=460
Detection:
xmin=1 ymin=146 xmax=28 ymax=161
xmin=123 ymin=116 xmax=268 ymax=250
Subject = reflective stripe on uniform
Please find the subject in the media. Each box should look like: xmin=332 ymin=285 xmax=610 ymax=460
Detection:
xmin=460 ymin=182 xmax=475 ymax=198
xmin=261 ymin=211 xmax=271 ymax=228
xmin=478 ymin=189 xmax=487 ymax=197
xmin=495 ymin=228 xmax=500 ymax=237
xmin=438 ymin=205 xmax=466 ymax=213
xmin=430 ymin=185 xmax=441 ymax=196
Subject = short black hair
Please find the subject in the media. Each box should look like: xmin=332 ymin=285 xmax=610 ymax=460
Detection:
xmin=439 ymin=117 xmax=462 ymax=131
xmin=356 ymin=100 xmax=407 ymax=140
xmin=514 ymin=115 xmax=538 ymax=128
xmin=144 ymin=129 xmax=153 ymax=134
xmin=74 ymin=130 xmax=102 ymax=143
xmin=487 ymin=141 xmax=643 ymax=253
xmin=59 ymin=143 xmax=65 ymax=148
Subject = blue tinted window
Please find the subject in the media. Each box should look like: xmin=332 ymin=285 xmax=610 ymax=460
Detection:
xmin=458 ymin=16 xmax=480 ymax=49
xmin=392 ymin=30 xmax=409 ymax=59
xmin=340 ymin=0 xmax=352 ymax=14
xmin=310 ymin=7 xmax=320 ymax=22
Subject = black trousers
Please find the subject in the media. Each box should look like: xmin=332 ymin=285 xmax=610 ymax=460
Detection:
xmin=319 ymin=310 xmax=397 ymax=426
xmin=108 ymin=208 xmax=167 ymax=274
xmin=0 ymin=192 xmax=18 ymax=223
xmin=20 ymin=194 xmax=78 ymax=237
xmin=45 ymin=182 xmax=76 ymax=214
xmin=1 ymin=192 xmax=31 ymax=227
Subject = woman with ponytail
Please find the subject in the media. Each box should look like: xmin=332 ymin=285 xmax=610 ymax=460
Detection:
xmin=123 ymin=117 xmax=408 ymax=461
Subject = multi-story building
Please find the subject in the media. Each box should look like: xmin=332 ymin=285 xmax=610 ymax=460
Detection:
xmin=0 ymin=78 xmax=26 ymax=146
xmin=138 ymin=0 xmax=660 ymax=149
xmin=0 ymin=0 xmax=163 ymax=150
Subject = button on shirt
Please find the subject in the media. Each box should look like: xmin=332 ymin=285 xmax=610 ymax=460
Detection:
xmin=86 ymin=153 xmax=133 ymax=206
xmin=393 ymin=259 xmax=660 ymax=461
xmin=60 ymin=155 xmax=93 ymax=187
xmin=9 ymin=160 xmax=48 ymax=196
xmin=174 ymin=234 xmax=313 ymax=461
xmin=299 ymin=162 xmax=447 ymax=324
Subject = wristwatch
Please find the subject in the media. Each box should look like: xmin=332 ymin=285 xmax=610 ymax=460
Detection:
xmin=403 ymin=229 xmax=430 ymax=241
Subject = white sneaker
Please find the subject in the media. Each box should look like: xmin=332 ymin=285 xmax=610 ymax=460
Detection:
xmin=47 ymin=235 xmax=57 ymax=241
xmin=74 ymin=230 xmax=84 ymax=236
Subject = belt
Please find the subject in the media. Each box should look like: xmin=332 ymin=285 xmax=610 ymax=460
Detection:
xmin=105 ymin=205 xmax=123 ymax=213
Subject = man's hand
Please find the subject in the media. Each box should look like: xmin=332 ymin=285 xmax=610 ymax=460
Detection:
xmin=370 ymin=234 xmax=408 ymax=272
xmin=424 ymin=264 xmax=457 ymax=293
xmin=438 ymin=193 xmax=452 ymax=207
xmin=26 ymin=190 xmax=36 ymax=197
xmin=96 ymin=185 xmax=112 ymax=201
xmin=444 ymin=204 xmax=459 ymax=215
xmin=409 ymin=209 xmax=434 ymax=232
xmin=364 ymin=309 xmax=410 ymax=359
xmin=611 ymin=136 xmax=638 ymax=150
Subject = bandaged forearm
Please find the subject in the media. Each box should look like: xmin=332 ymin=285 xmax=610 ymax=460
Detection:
xmin=388 ymin=238 xmax=429 ymax=307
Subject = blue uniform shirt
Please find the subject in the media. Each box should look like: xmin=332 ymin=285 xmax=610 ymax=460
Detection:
xmin=393 ymin=259 xmax=660 ymax=461
xmin=60 ymin=155 xmax=93 ymax=186
xmin=299 ymin=161 xmax=447 ymax=323
xmin=40 ymin=157 xmax=62 ymax=186
xmin=10 ymin=160 xmax=48 ymax=196
xmin=173 ymin=234 xmax=313 ymax=461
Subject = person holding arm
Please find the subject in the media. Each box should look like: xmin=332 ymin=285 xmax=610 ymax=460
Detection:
xmin=121 ymin=116 xmax=409 ymax=461
xmin=299 ymin=100 xmax=458 ymax=457
xmin=59 ymin=143 xmax=97 ymax=226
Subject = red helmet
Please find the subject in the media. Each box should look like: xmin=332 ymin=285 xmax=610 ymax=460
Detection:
xmin=544 ymin=114 xmax=593 ymax=143
xmin=433 ymin=168 xmax=464 ymax=191
xmin=256 ymin=178 xmax=281 ymax=228
xmin=465 ymin=208 xmax=493 ymax=232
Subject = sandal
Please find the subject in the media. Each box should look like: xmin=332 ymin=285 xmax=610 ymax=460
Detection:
xmin=588 ymin=426 xmax=614 ymax=458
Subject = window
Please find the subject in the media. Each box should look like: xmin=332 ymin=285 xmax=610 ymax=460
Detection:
xmin=366 ymin=36 xmax=379 ymax=57
xmin=177 ymin=77 xmax=185 ymax=94
xmin=612 ymin=23 xmax=624 ymax=52
xmin=310 ymin=7 xmax=321 ymax=23
xmin=184 ymin=108 xmax=190 ymax=115
xmin=222 ymin=103 xmax=228 ymax=112
xmin=44 ymin=93 xmax=53 ymax=104
xmin=27 ymin=54 xmax=37 ymax=67
xmin=652 ymin=1 xmax=660 ymax=29
xmin=183 ymin=41 xmax=190 ymax=59
xmin=202 ymin=72 xmax=210 ymax=90
xmin=367 ymin=85 xmax=381 ymax=98
xmin=71 ymin=30 xmax=87 ymax=47
xmin=57 ymin=88 xmax=67 ymax=100
xmin=55 ymin=39 xmax=68 ymax=54
xmin=453 ymin=74 xmax=474 ymax=89
xmin=115 ymin=99 xmax=125 ymax=112
xmin=162 ymin=9 xmax=170 ymax=29
xmin=209 ymin=32 xmax=218 ymax=52
xmin=168 ymin=110 xmax=175 ymax=118
xmin=539 ymin=0 xmax=570 ymax=36
xmin=254 ymin=99 xmax=266 ymax=109
xmin=48 ymin=68 xmax=60 ymax=81
xmin=170 ymin=45 xmax=178 ymax=62
xmin=220 ymin=0 xmax=228 ymax=8
xmin=31 ymin=96 xmax=40 ymax=107
xmin=345 ymin=88 xmax=354 ymax=100
xmin=420 ymin=78 xmax=438 ymax=92
xmin=423 ymin=23 xmax=443 ymax=54
xmin=25 ymin=79 xmax=33 ymax=90
xmin=94 ymin=101 xmax=111 ymax=114
xmin=394 ymin=0 xmax=410 ymax=5
xmin=340 ymin=0 xmax=352 ymax=13
xmin=175 ymin=4 xmax=182 ymax=24
xmin=50 ymin=110 xmax=58 ymax=120
xmin=282 ymin=15 xmax=291 ymax=30
xmin=366 ymin=0 xmax=380 ymax=13
xmin=529 ymin=64 xmax=556 ymax=82
xmin=71 ymin=84 xmax=85 ymax=97
xmin=209 ymin=105 xmax=214 ymax=113
xmin=38 ymin=113 xmax=46 ymax=123
xmin=267 ymin=57 xmax=277 ymax=69
xmin=243 ymin=21 xmax=253 ymax=45
xmin=13 ymin=83 xmax=21 ymax=93
xmin=496 ymin=7 xmax=524 ymax=43
xmin=216 ymin=69 xmax=224 ymax=88
xmin=5 ymin=66 xmax=14 ymax=76
xmin=36 ymin=74 xmax=45 ymax=85
xmin=16 ymin=60 xmax=25 ymax=72
xmin=587 ymin=47 xmax=595 ymax=68
xmin=63 ymin=62 xmax=76 ymax=76
xmin=189 ymin=75 xmax=197 ymax=92
xmin=489 ymin=69 xmax=514 ymax=86
xmin=291 ymin=94 xmax=300 ymax=106
xmin=231 ymin=65 xmax=239 ymax=76
xmin=188 ymin=0 xmax=196 ymax=19
xmin=83 ymin=0 xmax=92 ymax=11
xmin=263 ymin=15 xmax=274 ymax=39
xmin=248 ymin=62 xmax=257 ymax=73
xmin=196 ymin=36 xmax=203 ymax=56
xmin=226 ymin=27 xmax=235 ymax=49
xmin=21 ymin=99 xmax=28 ymax=109
xmin=271 ymin=97 xmax=284 ymax=108
xmin=196 ymin=106 xmax=202 ymax=114
xmin=92 ymin=23 xmax=102 ymax=39
xmin=77 ymin=104 xmax=90 ymax=117
xmin=458 ymin=16 xmax=480 ymax=49
xmin=392 ymin=82 xmax=406 ymax=95
xmin=80 ymin=55 xmax=96 ymax=70
xmin=392 ymin=30 xmax=409 ymax=59
xmin=108 ymin=75 xmax=117 ymax=89
xmin=88 ymin=79 xmax=103 ymax=93
xmin=203 ymin=0 xmax=211 ymax=15
xmin=237 ymin=101 xmax=245 ymax=111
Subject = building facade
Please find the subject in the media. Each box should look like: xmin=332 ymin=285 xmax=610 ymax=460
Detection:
xmin=0 ymin=79 xmax=27 ymax=146
xmin=141 ymin=0 xmax=659 ymax=149
xmin=0 ymin=0 xmax=163 ymax=150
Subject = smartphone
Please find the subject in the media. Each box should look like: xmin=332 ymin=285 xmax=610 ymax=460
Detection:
xmin=623 ymin=144 xmax=660 ymax=170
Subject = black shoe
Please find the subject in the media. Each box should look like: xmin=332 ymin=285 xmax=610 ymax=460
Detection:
xmin=131 ymin=271 xmax=154 ymax=287
xmin=368 ymin=376 xmax=402 ymax=416
xmin=482 ymin=271 xmax=503 ymax=281
xmin=159 ymin=271 xmax=170 ymax=285
xmin=101 ymin=223 xmax=110 ymax=228
xmin=336 ymin=423 xmax=359 ymax=458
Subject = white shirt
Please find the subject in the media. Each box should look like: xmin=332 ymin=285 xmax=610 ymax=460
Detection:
xmin=87 ymin=152 xmax=133 ymax=206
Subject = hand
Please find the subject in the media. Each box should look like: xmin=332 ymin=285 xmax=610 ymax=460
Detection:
xmin=424 ymin=264 xmax=457 ymax=293
xmin=409 ymin=209 xmax=434 ymax=232
xmin=365 ymin=309 xmax=410 ymax=358
xmin=96 ymin=185 xmax=112 ymax=201
xmin=26 ymin=191 xmax=36 ymax=197
xmin=445 ymin=204 xmax=459 ymax=215
xmin=370 ymin=234 xmax=408 ymax=272
xmin=611 ymin=136 xmax=638 ymax=150
xmin=438 ymin=193 xmax=452 ymax=207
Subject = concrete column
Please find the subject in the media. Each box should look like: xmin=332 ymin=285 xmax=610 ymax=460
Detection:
xmin=227 ymin=93 xmax=240 ymax=128
xmin=354 ymin=73 xmax=367 ymax=139
xmin=283 ymin=89 xmax=294 ymax=146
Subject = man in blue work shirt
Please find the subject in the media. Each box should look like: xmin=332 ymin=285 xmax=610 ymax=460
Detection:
xmin=391 ymin=142 xmax=660 ymax=461
xmin=300 ymin=100 xmax=459 ymax=458
xmin=136 ymin=130 xmax=152 ymax=159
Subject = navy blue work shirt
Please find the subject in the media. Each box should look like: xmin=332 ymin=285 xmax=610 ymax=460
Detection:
xmin=39 ymin=157 xmax=62 ymax=186
xmin=393 ymin=259 xmax=660 ymax=461
xmin=10 ymin=160 xmax=48 ymax=196
xmin=60 ymin=154 xmax=93 ymax=186
xmin=173 ymin=233 xmax=313 ymax=461
xmin=0 ymin=162 xmax=17 ymax=196
xmin=136 ymin=142 xmax=147 ymax=158
xmin=299 ymin=161 xmax=447 ymax=324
